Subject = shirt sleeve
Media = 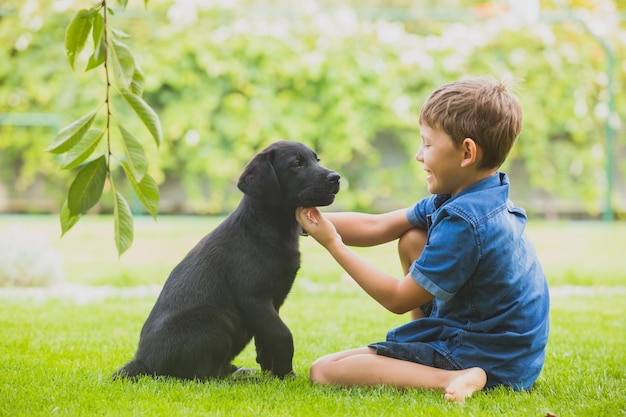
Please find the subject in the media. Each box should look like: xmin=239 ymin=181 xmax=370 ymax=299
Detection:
xmin=409 ymin=210 xmax=479 ymax=301
xmin=406 ymin=196 xmax=435 ymax=229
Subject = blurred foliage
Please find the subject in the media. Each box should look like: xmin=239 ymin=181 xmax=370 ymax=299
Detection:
xmin=0 ymin=0 xmax=624 ymax=215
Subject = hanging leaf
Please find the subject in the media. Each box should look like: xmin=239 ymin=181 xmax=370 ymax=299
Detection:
xmin=118 ymin=124 xmax=148 ymax=181
xmin=111 ymin=28 xmax=131 ymax=39
xmin=119 ymin=89 xmax=162 ymax=147
xmin=116 ymin=0 xmax=129 ymax=9
xmin=47 ymin=110 xmax=98 ymax=154
xmin=60 ymin=200 xmax=81 ymax=237
xmin=130 ymin=65 xmax=145 ymax=96
xmin=57 ymin=0 xmax=160 ymax=256
xmin=67 ymin=155 xmax=107 ymax=215
xmin=109 ymin=38 xmax=136 ymax=87
xmin=113 ymin=190 xmax=134 ymax=256
xmin=65 ymin=8 xmax=97 ymax=70
xmin=61 ymin=128 xmax=105 ymax=170
xmin=125 ymin=170 xmax=159 ymax=219
xmin=86 ymin=12 xmax=106 ymax=71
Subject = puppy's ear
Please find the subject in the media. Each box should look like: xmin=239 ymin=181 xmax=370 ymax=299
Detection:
xmin=237 ymin=149 xmax=282 ymax=205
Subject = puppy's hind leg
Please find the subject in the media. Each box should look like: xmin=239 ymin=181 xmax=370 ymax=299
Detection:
xmin=165 ymin=310 xmax=238 ymax=380
xmin=186 ymin=338 xmax=234 ymax=380
xmin=112 ymin=359 xmax=150 ymax=380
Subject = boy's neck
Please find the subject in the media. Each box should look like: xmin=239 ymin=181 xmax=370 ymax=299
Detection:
xmin=451 ymin=169 xmax=497 ymax=197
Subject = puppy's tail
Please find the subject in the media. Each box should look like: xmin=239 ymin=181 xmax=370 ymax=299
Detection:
xmin=112 ymin=359 xmax=150 ymax=380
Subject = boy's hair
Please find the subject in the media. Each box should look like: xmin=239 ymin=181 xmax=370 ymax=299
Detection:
xmin=419 ymin=77 xmax=522 ymax=170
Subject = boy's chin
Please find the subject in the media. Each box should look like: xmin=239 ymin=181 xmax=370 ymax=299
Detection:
xmin=426 ymin=183 xmax=438 ymax=195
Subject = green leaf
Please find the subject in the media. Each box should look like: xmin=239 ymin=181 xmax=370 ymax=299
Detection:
xmin=60 ymin=200 xmax=81 ymax=237
xmin=127 ymin=171 xmax=159 ymax=219
xmin=65 ymin=8 xmax=96 ymax=71
xmin=67 ymin=155 xmax=107 ymax=215
xmin=109 ymin=38 xmax=135 ymax=87
xmin=130 ymin=65 xmax=145 ymax=96
xmin=61 ymin=128 xmax=104 ymax=170
xmin=118 ymin=124 xmax=148 ymax=181
xmin=86 ymin=12 xmax=105 ymax=71
xmin=111 ymin=28 xmax=131 ymax=39
xmin=119 ymin=89 xmax=162 ymax=147
xmin=116 ymin=0 xmax=129 ymax=9
xmin=47 ymin=110 xmax=97 ymax=154
xmin=113 ymin=190 xmax=134 ymax=256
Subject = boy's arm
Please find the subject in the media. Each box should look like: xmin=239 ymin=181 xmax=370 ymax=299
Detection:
xmin=324 ymin=209 xmax=416 ymax=247
xmin=297 ymin=207 xmax=434 ymax=314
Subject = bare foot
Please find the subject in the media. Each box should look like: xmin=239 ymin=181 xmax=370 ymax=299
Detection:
xmin=443 ymin=367 xmax=487 ymax=404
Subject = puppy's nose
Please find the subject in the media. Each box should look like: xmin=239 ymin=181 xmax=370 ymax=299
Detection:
xmin=326 ymin=172 xmax=340 ymax=183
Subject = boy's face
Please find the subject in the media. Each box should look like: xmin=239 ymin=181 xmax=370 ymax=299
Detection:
xmin=416 ymin=124 xmax=468 ymax=196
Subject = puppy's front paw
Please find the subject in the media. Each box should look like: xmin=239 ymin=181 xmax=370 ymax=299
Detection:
xmin=272 ymin=368 xmax=296 ymax=379
xmin=278 ymin=370 xmax=296 ymax=380
xmin=232 ymin=367 xmax=259 ymax=381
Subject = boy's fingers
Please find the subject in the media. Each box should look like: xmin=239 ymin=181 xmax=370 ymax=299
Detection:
xmin=296 ymin=207 xmax=314 ymax=227
xmin=306 ymin=208 xmax=318 ymax=225
xmin=297 ymin=207 xmax=319 ymax=224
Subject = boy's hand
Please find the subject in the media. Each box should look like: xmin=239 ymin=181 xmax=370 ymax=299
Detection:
xmin=306 ymin=208 xmax=318 ymax=225
xmin=296 ymin=207 xmax=341 ymax=248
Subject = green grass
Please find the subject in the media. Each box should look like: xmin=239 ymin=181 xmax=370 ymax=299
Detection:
xmin=1 ymin=215 xmax=625 ymax=416
xmin=1 ymin=290 xmax=624 ymax=416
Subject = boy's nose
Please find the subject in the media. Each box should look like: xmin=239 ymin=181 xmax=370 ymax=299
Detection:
xmin=415 ymin=147 xmax=424 ymax=162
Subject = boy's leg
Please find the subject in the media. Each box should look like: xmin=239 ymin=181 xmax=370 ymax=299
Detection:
xmin=310 ymin=347 xmax=486 ymax=403
xmin=398 ymin=228 xmax=428 ymax=320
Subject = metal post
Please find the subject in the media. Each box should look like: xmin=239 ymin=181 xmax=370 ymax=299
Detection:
xmin=572 ymin=16 xmax=616 ymax=221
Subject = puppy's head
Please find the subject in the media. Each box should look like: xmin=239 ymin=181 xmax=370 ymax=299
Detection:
xmin=237 ymin=141 xmax=340 ymax=207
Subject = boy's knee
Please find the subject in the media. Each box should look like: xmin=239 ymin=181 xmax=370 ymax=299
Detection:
xmin=399 ymin=227 xmax=427 ymax=247
xmin=398 ymin=228 xmax=427 ymax=267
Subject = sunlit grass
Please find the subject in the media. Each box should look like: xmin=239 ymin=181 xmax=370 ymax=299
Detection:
xmin=1 ymin=289 xmax=624 ymax=416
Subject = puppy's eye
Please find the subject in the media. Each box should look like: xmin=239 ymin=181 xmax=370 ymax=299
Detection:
xmin=291 ymin=158 xmax=303 ymax=168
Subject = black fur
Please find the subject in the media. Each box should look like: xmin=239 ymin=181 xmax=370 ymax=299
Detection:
xmin=113 ymin=141 xmax=340 ymax=380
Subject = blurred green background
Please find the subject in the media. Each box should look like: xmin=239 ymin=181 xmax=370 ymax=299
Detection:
xmin=1 ymin=0 xmax=625 ymax=218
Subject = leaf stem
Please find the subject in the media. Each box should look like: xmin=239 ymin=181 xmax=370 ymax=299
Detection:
xmin=102 ymin=0 xmax=112 ymax=175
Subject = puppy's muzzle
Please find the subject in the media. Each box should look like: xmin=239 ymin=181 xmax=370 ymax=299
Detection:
xmin=326 ymin=171 xmax=340 ymax=195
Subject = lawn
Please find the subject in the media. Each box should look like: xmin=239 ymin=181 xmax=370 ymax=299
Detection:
xmin=1 ymin=215 xmax=625 ymax=416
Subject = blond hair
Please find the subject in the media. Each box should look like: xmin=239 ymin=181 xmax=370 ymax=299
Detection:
xmin=419 ymin=77 xmax=522 ymax=170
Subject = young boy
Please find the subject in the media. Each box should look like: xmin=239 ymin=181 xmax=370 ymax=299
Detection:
xmin=296 ymin=77 xmax=550 ymax=403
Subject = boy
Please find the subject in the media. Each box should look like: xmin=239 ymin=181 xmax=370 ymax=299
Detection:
xmin=296 ymin=77 xmax=550 ymax=403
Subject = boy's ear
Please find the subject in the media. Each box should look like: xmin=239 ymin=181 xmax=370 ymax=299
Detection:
xmin=460 ymin=138 xmax=480 ymax=167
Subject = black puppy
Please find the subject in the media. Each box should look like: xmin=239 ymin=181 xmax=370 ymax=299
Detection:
xmin=114 ymin=141 xmax=340 ymax=380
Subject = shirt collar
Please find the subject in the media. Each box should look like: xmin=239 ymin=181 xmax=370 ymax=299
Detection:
xmin=433 ymin=172 xmax=508 ymax=209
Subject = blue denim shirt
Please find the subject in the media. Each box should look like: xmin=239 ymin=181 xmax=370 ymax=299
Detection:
xmin=393 ymin=172 xmax=550 ymax=389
